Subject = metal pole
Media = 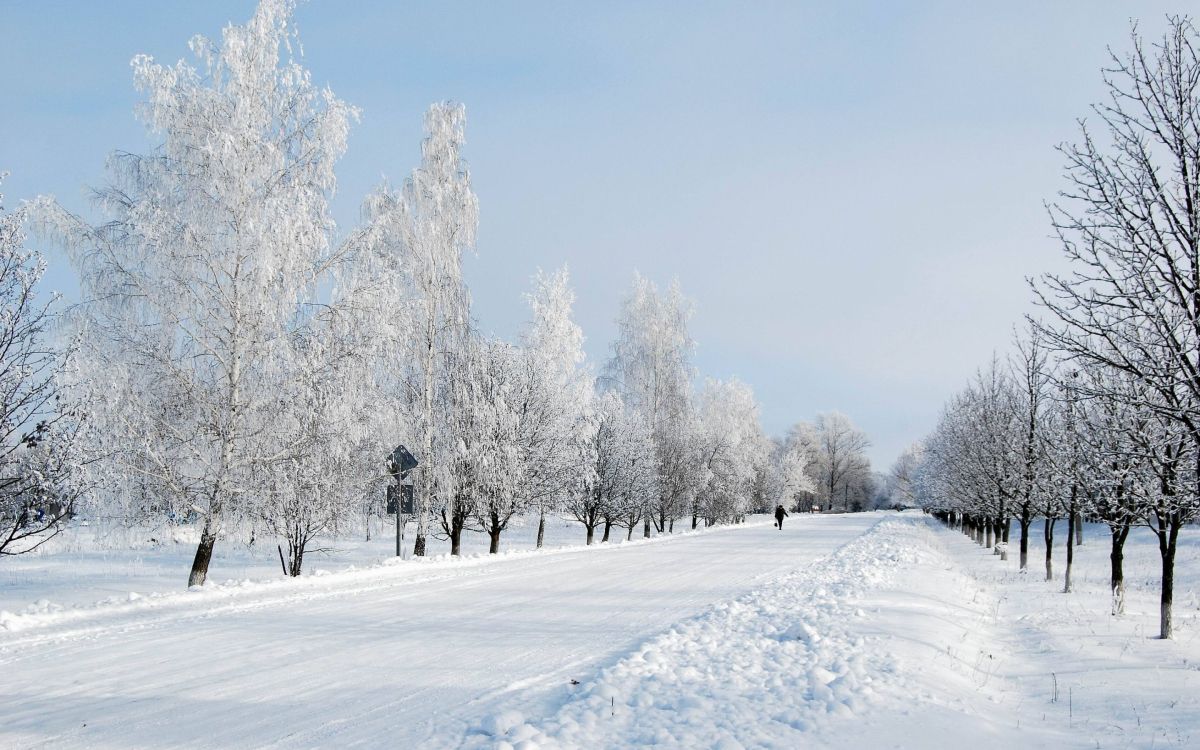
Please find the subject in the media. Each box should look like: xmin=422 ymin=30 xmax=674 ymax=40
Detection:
xmin=396 ymin=485 xmax=402 ymax=557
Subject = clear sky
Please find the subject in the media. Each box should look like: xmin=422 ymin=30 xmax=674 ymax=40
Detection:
xmin=0 ymin=0 xmax=1185 ymax=469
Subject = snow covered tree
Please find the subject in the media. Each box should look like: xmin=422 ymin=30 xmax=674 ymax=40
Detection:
xmin=519 ymin=268 xmax=591 ymax=547
xmin=39 ymin=0 xmax=355 ymax=586
xmin=464 ymin=338 xmax=528 ymax=554
xmin=1010 ymin=328 xmax=1054 ymax=571
xmin=887 ymin=443 xmax=924 ymax=510
xmin=603 ymin=274 xmax=697 ymax=535
xmin=0 ymin=175 xmax=84 ymax=558
xmin=809 ymin=412 xmax=872 ymax=512
xmin=695 ymin=378 xmax=765 ymax=526
xmin=254 ymin=323 xmax=380 ymax=576
xmin=1066 ymin=365 xmax=1154 ymax=613
xmin=1033 ymin=17 xmax=1200 ymax=637
xmin=570 ymin=391 xmax=655 ymax=544
xmin=750 ymin=436 xmax=815 ymax=514
xmin=375 ymin=102 xmax=478 ymax=558
xmin=918 ymin=362 xmax=1023 ymax=556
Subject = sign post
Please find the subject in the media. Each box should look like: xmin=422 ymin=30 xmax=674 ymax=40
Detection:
xmin=387 ymin=445 xmax=419 ymax=559
xmin=400 ymin=482 xmax=410 ymax=559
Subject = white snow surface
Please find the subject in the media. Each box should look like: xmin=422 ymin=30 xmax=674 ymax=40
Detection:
xmin=474 ymin=515 xmax=1200 ymax=750
xmin=475 ymin=516 xmax=924 ymax=749
xmin=0 ymin=513 xmax=876 ymax=748
xmin=2 ymin=512 xmax=1198 ymax=749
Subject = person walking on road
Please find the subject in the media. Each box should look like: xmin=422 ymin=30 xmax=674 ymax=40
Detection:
xmin=774 ymin=504 xmax=789 ymax=530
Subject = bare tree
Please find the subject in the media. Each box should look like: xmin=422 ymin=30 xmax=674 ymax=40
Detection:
xmin=1011 ymin=327 xmax=1054 ymax=571
xmin=1033 ymin=17 xmax=1200 ymax=637
xmin=811 ymin=412 xmax=871 ymax=512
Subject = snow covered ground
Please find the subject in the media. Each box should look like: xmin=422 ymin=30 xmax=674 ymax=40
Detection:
xmin=1 ymin=512 xmax=1196 ymax=748
xmin=0 ymin=512 xmax=874 ymax=748
xmin=0 ymin=513 xmax=602 ymax=614
xmin=475 ymin=516 xmax=1200 ymax=750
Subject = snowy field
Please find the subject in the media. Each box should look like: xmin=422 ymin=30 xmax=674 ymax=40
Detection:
xmin=1 ymin=511 xmax=1197 ymax=749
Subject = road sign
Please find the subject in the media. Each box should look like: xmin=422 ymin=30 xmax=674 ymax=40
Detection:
xmin=386 ymin=484 xmax=415 ymax=515
xmin=390 ymin=445 xmax=418 ymax=477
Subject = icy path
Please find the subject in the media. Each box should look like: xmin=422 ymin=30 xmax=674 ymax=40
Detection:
xmin=0 ymin=513 xmax=879 ymax=749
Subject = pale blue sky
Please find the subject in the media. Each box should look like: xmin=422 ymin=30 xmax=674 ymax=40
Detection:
xmin=0 ymin=1 xmax=1185 ymax=468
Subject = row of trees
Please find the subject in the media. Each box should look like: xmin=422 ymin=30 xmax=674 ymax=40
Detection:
xmin=915 ymin=17 xmax=1200 ymax=640
xmin=0 ymin=0 xmax=878 ymax=584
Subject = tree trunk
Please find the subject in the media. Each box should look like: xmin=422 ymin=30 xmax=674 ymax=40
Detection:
xmin=188 ymin=525 xmax=218 ymax=587
xmin=1043 ymin=517 xmax=1055 ymax=581
xmin=691 ymin=513 xmax=698 ymax=530
xmin=1110 ymin=525 xmax=1130 ymax=615
xmin=418 ymin=316 xmax=436 ymax=558
xmin=1064 ymin=508 xmax=1075 ymax=593
xmin=1002 ymin=517 xmax=1011 ymax=544
xmin=536 ymin=513 xmax=546 ymax=549
xmin=643 ymin=518 xmax=650 ymax=538
xmin=1156 ymin=518 xmax=1180 ymax=639
xmin=985 ymin=518 xmax=994 ymax=550
xmin=669 ymin=518 xmax=674 ymax=533
xmin=289 ymin=542 xmax=304 ymax=577
xmin=586 ymin=524 xmax=595 ymax=545
xmin=1074 ymin=512 xmax=1083 ymax=545
xmin=602 ymin=519 xmax=612 ymax=543
xmin=1018 ymin=515 xmax=1032 ymax=570
xmin=489 ymin=527 xmax=502 ymax=554
xmin=626 ymin=525 xmax=634 ymax=541
xmin=450 ymin=525 xmax=462 ymax=556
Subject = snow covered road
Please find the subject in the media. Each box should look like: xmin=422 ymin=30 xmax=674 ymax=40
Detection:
xmin=0 ymin=513 xmax=880 ymax=749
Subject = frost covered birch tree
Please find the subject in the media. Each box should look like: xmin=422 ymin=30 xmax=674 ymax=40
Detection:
xmin=520 ymin=268 xmax=591 ymax=547
xmin=254 ymin=323 xmax=380 ymax=576
xmin=603 ymin=274 xmax=696 ymax=536
xmin=462 ymin=269 xmax=589 ymax=554
xmin=570 ymin=391 xmax=655 ymax=544
xmin=38 ymin=0 xmax=355 ymax=586
xmin=696 ymin=378 xmax=765 ymax=525
xmin=359 ymin=103 xmax=478 ymax=557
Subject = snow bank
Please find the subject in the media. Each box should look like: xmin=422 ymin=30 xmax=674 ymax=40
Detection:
xmin=470 ymin=517 xmax=934 ymax=749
